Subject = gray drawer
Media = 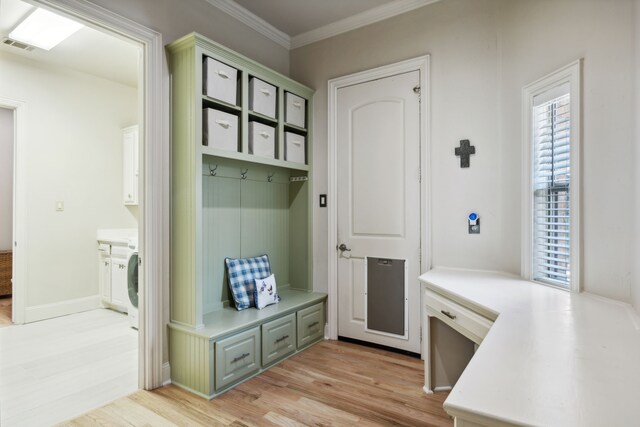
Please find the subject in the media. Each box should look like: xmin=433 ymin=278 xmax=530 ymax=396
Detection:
xmin=215 ymin=327 xmax=260 ymax=390
xmin=297 ymin=303 xmax=324 ymax=349
xmin=262 ymin=313 xmax=296 ymax=367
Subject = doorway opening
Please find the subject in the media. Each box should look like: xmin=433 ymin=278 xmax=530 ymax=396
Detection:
xmin=327 ymin=57 xmax=430 ymax=354
xmin=0 ymin=0 xmax=151 ymax=424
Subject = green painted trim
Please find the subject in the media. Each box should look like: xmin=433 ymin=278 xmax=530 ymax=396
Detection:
xmin=168 ymin=33 xmax=314 ymax=98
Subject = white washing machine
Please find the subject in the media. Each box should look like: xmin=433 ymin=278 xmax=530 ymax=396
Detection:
xmin=126 ymin=237 xmax=139 ymax=329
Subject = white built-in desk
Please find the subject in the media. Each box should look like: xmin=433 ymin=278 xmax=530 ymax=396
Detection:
xmin=419 ymin=268 xmax=640 ymax=427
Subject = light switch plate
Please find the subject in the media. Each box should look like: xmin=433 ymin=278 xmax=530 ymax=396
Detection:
xmin=55 ymin=201 xmax=64 ymax=211
xmin=319 ymin=194 xmax=327 ymax=208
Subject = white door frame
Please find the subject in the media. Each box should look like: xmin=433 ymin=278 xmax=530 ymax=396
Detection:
xmin=0 ymin=98 xmax=26 ymax=325
xmin=327 ymin=56 xmax=431 ymax=340
xmin=13 ymin=0 xmax=167 ymax=390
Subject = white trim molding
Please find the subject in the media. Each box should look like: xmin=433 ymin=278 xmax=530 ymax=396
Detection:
xmin=204 ymin=0 xmax=291 ymax=49
xmin=521 ymin=59 xmax=582 ymax=293
xmin=203 ymin=0 xmax=442 ymax=50
xmin=0 ymin=97 xmax=27 ymax=326
xmin=327 ymin=56 xmax=431 ymax=340
xmin=29 ymin=0 xmax=167 ymax=390
xmin=292 ymin=0 xmax=441 ymax=49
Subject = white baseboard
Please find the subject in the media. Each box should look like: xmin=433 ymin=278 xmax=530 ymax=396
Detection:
xmin=434 ymin=386 xmax=453 ymax=392
xmin=24 ymin=295 xmax=101 ymax=323
xmin=162 ymin=362 xmax=171 ymax=386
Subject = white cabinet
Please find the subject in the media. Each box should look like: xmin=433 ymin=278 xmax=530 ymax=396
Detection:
xmin=98 ymin=245 xmax=111 ymax=302
xmin=110 ymin=247 xmax=128 ymax=309
xmin=123 ymin=125 xmax=139 ymax=205
xmin=98 ymin=242 xmax=128 ymax=313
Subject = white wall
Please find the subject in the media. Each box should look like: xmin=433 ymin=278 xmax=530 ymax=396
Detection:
xmin=291 ymin=0 xmax=638 ymax=303
xmin=0 ymin=108 xmax=13 ymax=251
xmin=89 ymin=0 xmax=289 ymax=75
xmin=0 ymin=51 xmax=138 ymax=312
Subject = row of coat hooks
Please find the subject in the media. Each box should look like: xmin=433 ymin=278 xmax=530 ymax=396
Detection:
xmin=207 ymin=164 xmax=308 ymax=183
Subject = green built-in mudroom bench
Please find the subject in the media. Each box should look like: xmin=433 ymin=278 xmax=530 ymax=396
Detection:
xmin=169 ymin=291 xmax=325 ymax=397
xmin=167 ymin=32 xmax=326 ymax=399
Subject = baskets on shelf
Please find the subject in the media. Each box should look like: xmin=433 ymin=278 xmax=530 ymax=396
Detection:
xmin=0 ymin=250 xmax=12 ymax=297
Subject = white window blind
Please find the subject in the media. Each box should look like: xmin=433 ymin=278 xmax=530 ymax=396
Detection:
xmin=532 ymin=90 xmax=571 ymax=288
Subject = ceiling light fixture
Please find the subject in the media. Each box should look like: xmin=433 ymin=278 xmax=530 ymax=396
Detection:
xmin=9 ymin=8 xmax=83 ymax=51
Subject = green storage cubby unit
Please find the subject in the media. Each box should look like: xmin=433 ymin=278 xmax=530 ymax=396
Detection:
xmin=167 ymin=33 xmax=326 ymax=399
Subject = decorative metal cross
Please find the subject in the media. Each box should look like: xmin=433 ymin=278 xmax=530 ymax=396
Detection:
xmin=454 ymin=139 xmax=475 ymax=168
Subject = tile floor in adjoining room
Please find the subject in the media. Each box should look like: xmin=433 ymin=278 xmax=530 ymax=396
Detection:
xmin=0 ymin=309 xmax=138 ymax=427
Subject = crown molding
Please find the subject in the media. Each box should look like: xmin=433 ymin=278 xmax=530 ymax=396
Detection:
xmin=291 ymin=0 xmax=441 ymax=49
xmin=203 ymin=0 xmax=291 ymax=49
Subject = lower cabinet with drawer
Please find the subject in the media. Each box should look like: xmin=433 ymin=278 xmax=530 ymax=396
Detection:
xmin=169 ymin=295 xmax=326 ymax=399
xmin=421 ymin=285 xmax=494 ymax=394
xmin=215 ymin=327 xmax=261 ymax=390
xmin=262 ymin=314 xmax=296 ymax=366
xmin=297 ymin=303 xmax=324 ymax=348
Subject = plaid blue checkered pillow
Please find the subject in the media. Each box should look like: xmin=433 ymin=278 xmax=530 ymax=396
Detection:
xmin=225 ymin=255 xmax=272 ymax=310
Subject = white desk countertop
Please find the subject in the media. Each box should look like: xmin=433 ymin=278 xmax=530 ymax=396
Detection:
xmin=419 ymin=267 xmax=640 ymax=427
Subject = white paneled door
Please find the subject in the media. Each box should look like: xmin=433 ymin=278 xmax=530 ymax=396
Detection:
xmin=336 ymin=70 xmax=421 ymax=353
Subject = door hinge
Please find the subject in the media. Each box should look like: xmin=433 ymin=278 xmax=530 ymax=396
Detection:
xmin=418 ymin=166 xmax=421 ymax=183
xmin=420 ymin=326 xmax=423 ymax=342
xmin=138 ymin=257 xmax=142 ymax=266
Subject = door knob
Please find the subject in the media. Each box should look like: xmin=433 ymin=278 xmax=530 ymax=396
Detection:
xmin=337 ymin=243 xmax=351 ymax=252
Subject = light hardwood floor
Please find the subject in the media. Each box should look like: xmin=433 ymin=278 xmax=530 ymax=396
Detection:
xmin=0 ymin=309 xmax=138 ymax=427
xmin=64 ymin=340 xmax=452 ymax=426
xmin=0 ymin=297 xmax=12 ymax=327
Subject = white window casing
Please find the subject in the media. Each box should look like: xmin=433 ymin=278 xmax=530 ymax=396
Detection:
xmin=522 ymin=61 xmax=581 ymax=292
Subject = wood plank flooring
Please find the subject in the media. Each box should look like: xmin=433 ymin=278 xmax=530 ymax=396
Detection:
xmin=0 ymin=309 xmax=138 ymax=427
xmin=0 ymin=297 xmax=12 ymax=327
xmin=64 ymin=340 xmax=452 ymax=426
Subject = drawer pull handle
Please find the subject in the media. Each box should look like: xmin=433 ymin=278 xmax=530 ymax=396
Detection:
xmin=259 ymin=131 xmax=270 ymax=138
xmin=215 ymin=119 xmax=231 ymax=129
xmin=308 ymin=321 xmax=319 ymax=328
xmin=217 ymin=70 xmax=229 ymax=79
xmin=231 ymin=352 xmax=250 ymax=363
xmin=275 ymin=335 xmax=289 ymax=344
xmin=441 ymin=310 xmax=457 ymax=320
xmin=260 ymin=88 xmax=271 ymax=96
xmin=292 ymin=101 xmax=302 ymax=108
xmin=291 ymin=140 xmax=302 ymax=146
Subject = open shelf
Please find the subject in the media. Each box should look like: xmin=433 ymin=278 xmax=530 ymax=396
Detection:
xmin=248 ymin=110 xmax=278 ymax=126
xmin=201 ymin=147 xmax=309 ymax=171
xmin=202 ymin=95 xmax=242 ymax=114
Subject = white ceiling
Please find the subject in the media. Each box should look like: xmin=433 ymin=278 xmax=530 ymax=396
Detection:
xmin=233 ymin=0 xmax=394 ymax=36
xmin=0 ymin=0 xmax=139 ymax=87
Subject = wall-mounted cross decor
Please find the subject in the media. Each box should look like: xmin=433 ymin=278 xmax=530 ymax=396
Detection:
xmin=455 ymin=139 xmax=475 ymax=168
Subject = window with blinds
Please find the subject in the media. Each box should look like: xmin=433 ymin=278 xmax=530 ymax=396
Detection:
xmin=532 ymin=89 xmax=571 ymax=288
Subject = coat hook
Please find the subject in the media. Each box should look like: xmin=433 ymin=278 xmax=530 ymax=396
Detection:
xmin=209 ymin=164 xmax=218 ymax=176
xmin=241 ymin=169 xmax=248 ymax=179
xmin=267 ymin=172 xmax=274 ymax=182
